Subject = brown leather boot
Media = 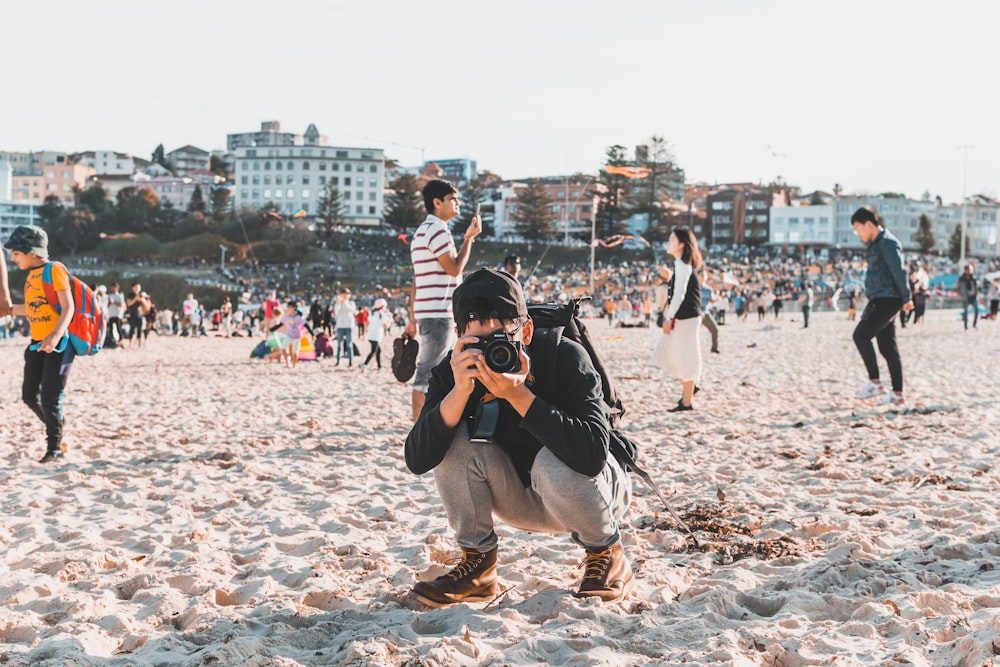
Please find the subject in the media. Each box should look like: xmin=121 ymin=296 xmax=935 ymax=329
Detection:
xmin=412 ymin=547 xmax=499 ymax=607
xmin=574 ymin=542 xmax=635 ymax=601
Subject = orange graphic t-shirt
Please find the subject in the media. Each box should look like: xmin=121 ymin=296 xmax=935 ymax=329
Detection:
xmin=23 ymin=263 xmax=69 ymax=341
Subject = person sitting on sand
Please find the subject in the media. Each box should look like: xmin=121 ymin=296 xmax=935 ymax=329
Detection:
xmin=271 ymin=301 xmax=312 ymax=369
xmin=404 ymin=268 xmax=634 ymax=607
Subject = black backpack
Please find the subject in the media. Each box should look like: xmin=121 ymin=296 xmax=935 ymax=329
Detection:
xmin=528 ymin=298 xmax=697 ymax=541
xmin=526 ymin=298 xmax=639 ymax=471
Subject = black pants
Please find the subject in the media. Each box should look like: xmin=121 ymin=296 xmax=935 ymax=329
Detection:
xmin=22 ymin=345 xmax=74 ymax=453
xmin=852 ymin=298 xmax=903 ymax=392
xmin=701 ymin=312 xmax=719 ymax=351
xmin=363 ymin=340 xmax=381 ymax=369
xmin=107 ymin=316 xmax=124 ymax=346
xmin=801 ymin=305 xmax=811 ymax=328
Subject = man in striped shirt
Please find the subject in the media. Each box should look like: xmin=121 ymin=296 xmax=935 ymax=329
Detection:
xmin=404 ymin=179 xmax=482 ymax=421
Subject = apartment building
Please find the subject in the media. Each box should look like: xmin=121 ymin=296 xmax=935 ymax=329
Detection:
xmin=135 ymin=169 xmax=223 ymax=210
xmin=705 ymin=186 xmax=771 ymax=247
xmin=166 ymin=145 xmax=211 ymax=176
xmin=231 ymin=122 xmax=384 ymax=225
xmin=0 ymin=151 xmax=94 ymax=205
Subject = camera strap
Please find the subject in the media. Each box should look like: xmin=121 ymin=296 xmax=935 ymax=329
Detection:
xmin=469 ymin=397 xmax=500 ymax=442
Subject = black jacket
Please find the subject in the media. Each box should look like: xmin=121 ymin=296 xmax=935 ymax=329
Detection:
xmin=404 ymin=337 xmax=611 ymax=487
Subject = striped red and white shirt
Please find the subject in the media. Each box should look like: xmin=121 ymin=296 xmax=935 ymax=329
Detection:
xmin=411 ymin=214 xmax=458 ymax=320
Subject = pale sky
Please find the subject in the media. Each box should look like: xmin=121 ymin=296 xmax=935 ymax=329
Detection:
xmin=4 ymin=0 xmax=997 ymax=204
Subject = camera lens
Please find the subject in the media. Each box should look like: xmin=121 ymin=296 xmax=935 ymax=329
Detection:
xmin=484 ymin=340 xmax=518 ymax=373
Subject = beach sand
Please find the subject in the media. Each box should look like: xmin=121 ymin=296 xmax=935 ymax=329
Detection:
xmin=1 ymin=309 xmax=998 ymax=666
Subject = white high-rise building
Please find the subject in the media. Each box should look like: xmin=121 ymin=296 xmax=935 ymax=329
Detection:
xmin=231 ymin=122 xmax=384 ymax=226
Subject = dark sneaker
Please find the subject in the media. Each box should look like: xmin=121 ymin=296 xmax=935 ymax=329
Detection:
xmin=39 ymin=450 xmax=62 ymax=463
xmin=412 ymin=547 xmax=498 ymax=608
xmin=574 ymin=542 xmax=635 ymax=601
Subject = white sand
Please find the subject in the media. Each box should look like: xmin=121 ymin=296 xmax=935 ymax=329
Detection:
xmin=1 ymin=309 xmax=998 ymax=666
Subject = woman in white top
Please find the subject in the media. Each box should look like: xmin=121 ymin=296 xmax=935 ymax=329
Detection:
xmin=362 ymin=298 xmax=390 ymax=370
xmin=652 ymin=227 xmax=703 ymax=412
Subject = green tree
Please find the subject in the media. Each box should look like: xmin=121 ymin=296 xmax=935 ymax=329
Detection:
xmin=630 ymin=136 xmax=678 ymax=226
xmin=77 ymin=184 xmax=110 ymax=216
xmin=455 ymin=174 xmax=491 ymax=237
xmin=315 ymin=179 xmax=346 ymax=238
xmin=47 ymin=209 xmax=98 ymax=256
xmin=595 ymin=145 xmax=632 ymax=237
xmin=384 ymin=174 xmax=426 ymax=231
xmin=914 ymin=213 xmax=935 ymax=254
xmin=187 ymin=185 xmax=207 ymax=214
xmin=209 ymin=186 xmax=230 ymax=223
xmin=512 ymin=179 xmax=556 ymax=241
xmin=209 ymin=154 xmax=229 ymax=177
xmin=152 ymin=143 xmax=173 ymax=171
xmin=948 ymin=223 xmax=970 ymax=259
xmin=114 ymin=186 xmax=159 ymax=234
xmin=39 ymin=195 xmax=64 ymax=226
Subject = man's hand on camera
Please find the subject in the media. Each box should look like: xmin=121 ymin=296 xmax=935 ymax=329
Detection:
xmin=450 ymin=335 xmax=484 ymax=395
xmin=474 ymin=347 xmax=535 ymax=416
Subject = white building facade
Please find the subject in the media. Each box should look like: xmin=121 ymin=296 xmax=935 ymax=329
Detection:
xmin=832 ymin=195 xmax=998 ymax=257
xmin=769 ymin=204 xmax=834 ymax=248
xmin=77 ymin=150 xmax=138 ymax=176
xmin=232 ymin=123 xmax=384 ymax=225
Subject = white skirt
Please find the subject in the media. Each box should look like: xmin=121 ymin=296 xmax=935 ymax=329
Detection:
xmin=652 ymin=316 xmax=702 ymax=382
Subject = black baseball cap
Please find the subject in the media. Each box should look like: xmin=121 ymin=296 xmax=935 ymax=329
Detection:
xmin=453 ymin=268 xmax=528 ymax=325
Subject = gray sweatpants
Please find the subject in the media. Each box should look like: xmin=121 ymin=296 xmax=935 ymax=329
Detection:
xmin=433 ymin=431 xmax=632 ymax=552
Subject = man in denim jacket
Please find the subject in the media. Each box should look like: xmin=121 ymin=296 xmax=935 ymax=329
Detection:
xmin=851 ymin=207 xmax=913 ymax=407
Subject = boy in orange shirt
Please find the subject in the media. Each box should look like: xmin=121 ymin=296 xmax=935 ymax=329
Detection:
xmin=5 ymin=226 xmax=75 ymax=463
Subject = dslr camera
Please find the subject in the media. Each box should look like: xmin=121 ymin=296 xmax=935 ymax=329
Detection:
xmin=468 ymin=330 xmax=523 ymax=373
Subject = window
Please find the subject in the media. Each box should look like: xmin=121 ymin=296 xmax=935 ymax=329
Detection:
xmin=264 ymin=176 xmax=271 ymax=185
xmin=252 ymin=189 xmax=259 ymax=199
xmin=287 ymin=188 xmax=294 ymax=198
xmin=275 ymin=176 xmax=283 ymax=185
xmin=368 ymin=206 xmax=376 ymax=214
xmin=264 ymin=161 xmax=271 ymax=170
xmin=302 ymin=189 xmax=310 ymax=199
xmin=275 ymin=190 xmax=283 ymax=199
xmin=356 ymin=205 xmax=363 ymax=214
xmin=253 ymin=162 xmax=260 ymax=170
xmin=287 ymin=175 xmax=295 ymax=185
xmin=332 ymin=177 xmax=339 ymax=185
xmin=361 ymin=151 xmax=374 ymax=159
xmin=252 ymin=176 xmax=260 ymax=185
xmin=332 ymin=163 xmax=340 ymax=171
xmin=264 ymin=189 xmax=271 ymax=198
xmin=301 ymin=203 xmax=309 ymax=213
xmin=319 ymin=176 xmax=327 ymax=185
xmin=336 ymin=150 xmax=348 ymax=158
xmin=241 ymin=176 xmax=248 ymax=185
xmin=369 ymin=178 xmax=377 ymax=187
xmin=345 ymin=163 xmax=352 ymax=172
xmin=369 ymin=192 xmax=376 ymax=201
xmin=356 ymin=192 xmax=362 ymax=201
xmin=287 ymin=161 xmax=293 ymax=170
xmin=302 ymin=161 xmax=310 ymax=170
xmin=319 ymin=163 xmax=327 ymax=171
xmin=369 ymin=164 xmax=377 ymax=173
xmin=276 ymin=161 xmax=283 ymax=170
xmin=345 ymin=191 xmax=351 ymax=200
xmin=242 ymin=161 xmax=249 ymax=170
xmin=302 ymin=176 xmax=310 ymax=185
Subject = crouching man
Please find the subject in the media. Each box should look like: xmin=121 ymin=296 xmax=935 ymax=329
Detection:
xmin=404 ymin=268 xmax=634 ymax=607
